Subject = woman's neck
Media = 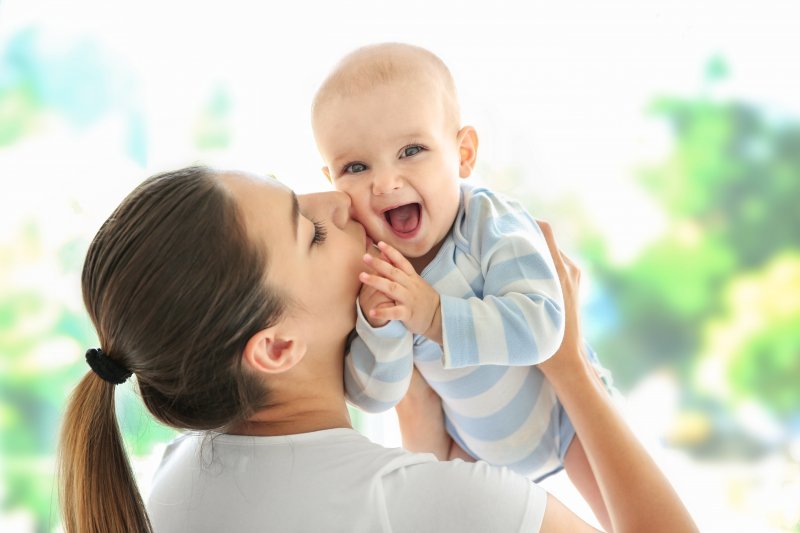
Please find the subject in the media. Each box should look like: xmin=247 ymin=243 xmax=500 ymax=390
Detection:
xmin=227 ymin=363 xmax=352 ymax=437
xmin=228 ymin=406 xmax=352 ymax=437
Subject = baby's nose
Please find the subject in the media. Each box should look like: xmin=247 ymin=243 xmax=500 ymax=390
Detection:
xmin=372 ymin=171 xmax=402 ymax=195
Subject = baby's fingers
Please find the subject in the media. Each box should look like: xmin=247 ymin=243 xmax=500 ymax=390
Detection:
xmin=363 ymin=252 xmax=408 ymax=283
xmin=359 ymin=271 xmax=406 ymax=302
xmin=376 ymin=241 xmax=416 ymax=276
xmin=370 ymin=303 xmax=408 ymax=323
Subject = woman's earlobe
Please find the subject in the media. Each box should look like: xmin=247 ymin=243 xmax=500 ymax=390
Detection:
xmin=242 ymin=327 xmax=306 ymax=374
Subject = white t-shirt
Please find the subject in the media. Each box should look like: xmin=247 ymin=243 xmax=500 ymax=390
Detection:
xmin=147 ymin=428 xmax=547 ymax=532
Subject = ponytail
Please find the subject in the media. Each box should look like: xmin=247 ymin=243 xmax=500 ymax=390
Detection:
xmin=58 ymin=372 xmax=152 ymax=533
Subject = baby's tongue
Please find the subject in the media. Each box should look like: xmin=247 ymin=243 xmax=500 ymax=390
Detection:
xmin=386 ymin=203 xmax=420 ymax=233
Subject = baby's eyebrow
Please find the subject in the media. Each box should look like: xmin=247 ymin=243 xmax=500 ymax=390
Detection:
xmin=330 ymin=152 xmax=353 ymax=167
xmin=291 ymin=191 xmax=300 ymax=242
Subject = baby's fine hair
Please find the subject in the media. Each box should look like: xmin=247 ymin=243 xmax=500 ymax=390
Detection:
xmin=312 ymin=42 xmax=461 ymax=128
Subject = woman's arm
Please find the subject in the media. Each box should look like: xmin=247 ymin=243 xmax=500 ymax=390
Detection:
xmin=536 ymin=221 xmax=699 ymax=533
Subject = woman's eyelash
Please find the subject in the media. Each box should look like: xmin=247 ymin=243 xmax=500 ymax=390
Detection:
xmin=311 ymin=219 xmax=327 ymax=246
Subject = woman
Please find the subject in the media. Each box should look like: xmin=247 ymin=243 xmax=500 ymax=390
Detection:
xmin=59 ymin=165 xmax=697 ymax=532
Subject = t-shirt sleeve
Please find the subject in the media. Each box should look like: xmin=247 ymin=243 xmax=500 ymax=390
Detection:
xmin=380 ymin=458 xmax=547 ymax=532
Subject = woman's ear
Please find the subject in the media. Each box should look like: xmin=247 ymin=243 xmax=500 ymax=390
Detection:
xmin=456 ymin=125 xmax=479 ymax=178
xmin=242 ymin=326 xmax=307 ymax=374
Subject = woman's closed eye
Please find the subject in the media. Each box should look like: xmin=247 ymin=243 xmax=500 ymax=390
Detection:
xmin=399 ymin=144 xmax=425 ymax=159
xmin=311 ymin=219 xmax=327 ymax=247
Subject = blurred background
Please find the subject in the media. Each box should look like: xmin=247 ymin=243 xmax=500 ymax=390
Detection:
xmin=1 ymin=1 xmax=798 ymax=531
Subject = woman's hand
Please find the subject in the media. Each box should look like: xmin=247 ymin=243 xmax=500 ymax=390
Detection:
xmin=535 ymin=221 xmax=594 ymax=384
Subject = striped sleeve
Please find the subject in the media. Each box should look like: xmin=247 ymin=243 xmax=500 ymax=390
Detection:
xmin=344 ymin=300 xmax=414 ymax=413
xmin=440 ymin=190 xmax=565 ymax=369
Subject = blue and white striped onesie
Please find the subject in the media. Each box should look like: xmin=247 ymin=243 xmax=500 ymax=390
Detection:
xmin=345 ymin=182 xmax=607 ymax=480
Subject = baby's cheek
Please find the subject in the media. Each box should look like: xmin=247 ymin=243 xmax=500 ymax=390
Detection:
xmin=352 ymin=200 xmax=372 ymax=220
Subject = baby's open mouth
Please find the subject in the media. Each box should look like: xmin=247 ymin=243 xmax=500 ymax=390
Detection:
xmin=384 ymin=203 xmax=421 ymax=234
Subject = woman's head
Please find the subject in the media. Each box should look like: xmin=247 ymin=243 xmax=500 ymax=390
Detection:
xmin=83 ymin=166 xmax=284 ymax=429
xmin=221 ymin=171 xmax=369 ymax=364
xmin=83 ymin=166 xmax=368 ymax=427
xmin=60 ymin=166 xmax=367 ymax=532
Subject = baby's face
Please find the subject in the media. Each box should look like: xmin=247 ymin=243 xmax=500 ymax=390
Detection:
xmin=313 ymin=80 xmax=467 ymax=272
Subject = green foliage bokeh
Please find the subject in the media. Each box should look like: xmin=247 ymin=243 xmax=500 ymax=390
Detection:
xmin=1 ymin=29 xmax=798 ymax=533
xmin=585 ymin=61 xmax=800 ymax=430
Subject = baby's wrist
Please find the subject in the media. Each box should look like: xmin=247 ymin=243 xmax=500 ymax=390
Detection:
xmin=421 ymin=298 xmax=443 ymax=344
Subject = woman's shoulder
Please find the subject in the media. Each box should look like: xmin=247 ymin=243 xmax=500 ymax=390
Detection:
xmin=381 ymin=458 xmax=546 ymax=532
xmin=147 ymin=428 xmax=544 ymax=533
xmin=148 ymin=427 xmax=439 ymax=496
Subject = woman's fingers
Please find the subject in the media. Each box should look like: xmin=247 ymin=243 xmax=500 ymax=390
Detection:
xmin=537 ymin=220 xmax=581 ymax=289
xmin=538 ymin=220 xmax=564 ymax=274
xmin=559 ymin=251 xmax=580 ymax=285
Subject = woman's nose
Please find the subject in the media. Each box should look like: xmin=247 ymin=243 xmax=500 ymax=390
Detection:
xmin=329 ymin=190 xmax=352 ymax=229
xmin=298 ymin=191 xmax=350 ymax=229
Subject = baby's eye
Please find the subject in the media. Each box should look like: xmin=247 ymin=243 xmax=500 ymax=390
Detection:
xmin=343 ymin=162 xmax=367 ymax=174
xmin=311 ymin=219 xmax=327 ymax=247
xmin=399 ymin=145 xmax=424 ymax=158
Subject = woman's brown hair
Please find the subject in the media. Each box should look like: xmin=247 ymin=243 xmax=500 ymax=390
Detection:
xmin=58 ymin=166 xmax=284 ymax=532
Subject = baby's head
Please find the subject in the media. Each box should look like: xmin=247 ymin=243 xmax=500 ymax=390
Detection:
xmin=312 ymin=42 xmax=478 ymax=272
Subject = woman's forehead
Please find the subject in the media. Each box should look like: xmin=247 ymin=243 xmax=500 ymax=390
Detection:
xmin=220 ymin=171 xmax=291 ymax=202
xmin=222 ymin=170 xmax=284 ymax=188
xmin=220 ymin=172 xmax=295 ymax=238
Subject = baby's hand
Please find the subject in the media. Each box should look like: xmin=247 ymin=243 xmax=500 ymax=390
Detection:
xmin=358 ymin=283 xmax=393 ymax=328
xmin=358 ymin=243 xmax=394 ymax=327
xmin=359 ymin=241 xmax=442 ymax=343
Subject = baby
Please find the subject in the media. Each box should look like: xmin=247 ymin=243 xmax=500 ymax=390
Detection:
xmin=312 ymin=42 xmax=612 ymax=526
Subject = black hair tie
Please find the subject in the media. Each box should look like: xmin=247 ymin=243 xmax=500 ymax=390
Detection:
xmin=85 ymin=348 xmax=133 ymax=385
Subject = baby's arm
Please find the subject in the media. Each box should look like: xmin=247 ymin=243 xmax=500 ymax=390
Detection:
xmin=359 ymin=230 xmax=564 ymax=369
xmin=440 ymin=199 xmax=567 ymax=369
xmin=343 ymin=302 xmax=415 ymax=413
xmin=359 ymin=189 xmax=567 ymax=369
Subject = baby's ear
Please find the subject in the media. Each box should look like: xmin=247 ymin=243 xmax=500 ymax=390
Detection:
xmin=457 ymin=126 xmax=479 ymax=178
xmin=322 ymin=166 xmax=332 ymax=184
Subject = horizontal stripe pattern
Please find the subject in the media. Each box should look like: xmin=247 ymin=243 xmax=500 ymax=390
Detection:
xmin=344 ymin=183 xmax=611 ymax=478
